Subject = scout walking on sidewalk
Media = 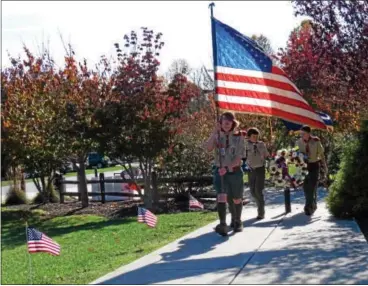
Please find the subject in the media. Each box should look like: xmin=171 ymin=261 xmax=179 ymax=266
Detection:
xmin=245 ymin=128 xmax=269 ymax=220
xmin=297 ymin=125 xmax=328 ymax=216
xmin=204 ymin=112 xmax=245 ymax=236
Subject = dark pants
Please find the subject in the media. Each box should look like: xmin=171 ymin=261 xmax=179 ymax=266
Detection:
xmin=303 ymin=162 xmax=320 ymax=212
xmin=214 ymin=169 xmax=244 ymax=224
xmin=214 ymin=169 xmax=244 ymax=198
xmin=248 ymin=166 xmax=265 ymax=217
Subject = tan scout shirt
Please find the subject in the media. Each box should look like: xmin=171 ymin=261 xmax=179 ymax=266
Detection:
xmin=245 ymin=140 xmax=269 ymax=169
xmin=297 ymin=136 xmax=324 ymax=163
xmin=206 ymin=130 xmax=245 ymax=170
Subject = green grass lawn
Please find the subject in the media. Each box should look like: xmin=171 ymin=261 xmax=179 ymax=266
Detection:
xmin=1 ymin=166 xmax=125 ymax=187
xmin=1 ymin=208 xmax=217 ymax=285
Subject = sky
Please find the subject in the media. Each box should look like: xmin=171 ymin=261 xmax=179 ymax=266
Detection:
xmin=2 ymin=1 xmax=307 ymax=75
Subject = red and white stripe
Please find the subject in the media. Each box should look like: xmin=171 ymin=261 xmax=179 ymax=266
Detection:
xmin=189 ymin=196 xmax=204 ymax=209
xmin=144 ymin=210 xmax=157 ymax=228
xmin=215 ymin=66 xmax=326 ymax=130
xmin=28 ymin=235 xmax=61 ymax=256
xmin=138 ymin=208 xmax=158 ymax=228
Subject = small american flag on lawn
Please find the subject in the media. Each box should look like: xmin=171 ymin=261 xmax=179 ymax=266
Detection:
xmin=189 ymin=194 xmax=204 ymax=210
xmin=27 ymin=227 xmax=61 ymax=256
xmin=137 ymin=207 xmax=157 ymax=228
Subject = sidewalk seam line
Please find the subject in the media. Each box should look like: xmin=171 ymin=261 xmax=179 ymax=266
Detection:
xmin=228 ymin=214 xmax=287 ymax=285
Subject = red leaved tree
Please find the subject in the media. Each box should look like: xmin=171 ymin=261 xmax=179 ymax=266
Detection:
xmin=279 ymin=1 xmax=368 ymax=131
xmin=57 ymin=46 xmax=116 ymax=207
xmin=1 ymin=47 xmax=69 ymax=202
xmin=95 ymin=28 xmax=201 ymax=209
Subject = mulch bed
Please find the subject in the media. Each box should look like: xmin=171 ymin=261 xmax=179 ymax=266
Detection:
xmin=3 ymin=198 xmax=218 ymax=220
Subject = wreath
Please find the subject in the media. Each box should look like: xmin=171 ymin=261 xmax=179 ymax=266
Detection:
xmin=267 ymin=148 xmax=308 ymax=189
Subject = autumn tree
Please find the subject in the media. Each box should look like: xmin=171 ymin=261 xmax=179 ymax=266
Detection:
xmin=1 ymin=47 xmax=68 ymax=202
xmin=94 ymin=28 xmax=201 ymax=209
xmin=166 ymin=58 xmax=192 ymax=81
xmin=57 ymin=46 xmax=116 ymax=207
xmin=279 ymin=1 xmax=368 ymax=131
xmin=251 ymin=34 xmax=274 ymax=56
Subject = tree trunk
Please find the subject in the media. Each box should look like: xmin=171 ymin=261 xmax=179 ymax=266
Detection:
xmin=141 ymin=159 xmax=153 ymax=209
xmin=78 ymin=156 xmax=89 ymax=208
xmin=46 ymin=172 xmax=55 ymax=203
xmin=40 ymin=176 xmax=47 ymax=203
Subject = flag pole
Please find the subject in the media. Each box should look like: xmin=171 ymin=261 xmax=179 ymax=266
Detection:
xmin=209 ymin=2 xmax=225 ymax=194
xmin=25 ymin=222 xmax=33 ymax=285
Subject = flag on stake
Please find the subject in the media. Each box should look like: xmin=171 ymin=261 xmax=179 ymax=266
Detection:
xmin=27 ymin=227 xmax=61 ymax=256
xmin=137 ymin=207 xmax=157 ymax=228
xmin=189 ymin=194 xmax=204 ymax=210
xmin=210 ymin=16 xmax=327 ymax=130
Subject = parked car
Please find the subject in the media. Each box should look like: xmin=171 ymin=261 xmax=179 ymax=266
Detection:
xmin=87 ymin=152 xmax=110 ymax=169
xmin=59 ymin=162 xmax=79 ymax=174
xmin=24 ymin=172 xmax=39 ymax=179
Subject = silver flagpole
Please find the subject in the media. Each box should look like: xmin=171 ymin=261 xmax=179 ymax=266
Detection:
xmin=209 ymin=2 xmax=225 ymax=194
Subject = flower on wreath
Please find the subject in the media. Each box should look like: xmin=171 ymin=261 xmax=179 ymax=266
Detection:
xmin=268 ymin=147 xmax=309 ymax=189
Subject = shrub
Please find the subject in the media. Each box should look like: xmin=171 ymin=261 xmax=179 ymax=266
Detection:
xmin=32 ymin=186 xmax=60 ymax=204
xmin=327 ymin=119 xmax=368 ymax=218
xmin=155 ymin=108 xmax=214 ymax=194
xmin=5 ymin=186 xmax=28 ymax=205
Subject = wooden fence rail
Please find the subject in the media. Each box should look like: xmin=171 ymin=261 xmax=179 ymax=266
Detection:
xmin=55 ymin=171 xmax=214 ymax=204
xmin=55 ymin=171 xmax=293 ymax=213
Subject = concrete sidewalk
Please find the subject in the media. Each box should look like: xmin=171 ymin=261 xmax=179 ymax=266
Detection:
xmin=91 ymin=188 xmax=368 ymax=285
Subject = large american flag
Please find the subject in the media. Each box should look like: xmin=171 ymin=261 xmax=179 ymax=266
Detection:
xmin=27 ymin=227 xmax=61 ymax=256
xmin=137 ymin=207 xmax=157 ymax=228
xmin=212 ymin=17 xmax=327 ymax=130
xmin=189 ymin=194 xmax=204 ymax=210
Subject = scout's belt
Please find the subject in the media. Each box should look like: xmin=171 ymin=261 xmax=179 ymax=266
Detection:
xmin=215 ymin=166 xmax=241 ymax=173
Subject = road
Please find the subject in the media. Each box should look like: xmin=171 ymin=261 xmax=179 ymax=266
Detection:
xmin=1 ymin=168 xmax=139 ymax=203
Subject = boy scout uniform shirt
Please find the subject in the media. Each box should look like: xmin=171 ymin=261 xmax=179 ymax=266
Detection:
xmin=297 ymin=137 xmax=324 ymax=163
xmin=245 ymin=140 xmax=269 ymax=169
xmin=213 ymin=130 xmax=245 ymax=171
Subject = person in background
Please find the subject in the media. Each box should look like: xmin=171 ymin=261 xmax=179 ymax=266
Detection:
xmin=297 ymin=125 xmax=328 ymax=216
xmin=204 ymin=112 xmax=245 ymax=236
xmin=245 ymin=127 xmax=269 ymax=219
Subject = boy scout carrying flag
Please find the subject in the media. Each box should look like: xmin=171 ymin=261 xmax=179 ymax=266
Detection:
xmin=297 ymin=125 xmax=328 ymax=216
xmin=204 ymin=112 xmax=245 ymax=236
xmin=245 ymin=128 xmax=269 ymax=219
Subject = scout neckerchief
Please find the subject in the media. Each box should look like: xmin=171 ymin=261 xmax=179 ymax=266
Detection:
xmin=219 ymin=129 xmax=234 ymax=156
xmin=304 ymin=137 xmax=311 ymax=157
xmin=220 ymin=128 xmax=233 ymax=149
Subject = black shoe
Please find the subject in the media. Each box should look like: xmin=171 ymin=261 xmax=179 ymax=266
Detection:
xmin=256 ymin=214 xmax=265 ymax=220
xmin=215 ymin=223 xmax=229 ymax=236
xmin=230 ymin=220 xmax=235 ymax=228
xmin=233 ymin=221 xmax=243 ymax=232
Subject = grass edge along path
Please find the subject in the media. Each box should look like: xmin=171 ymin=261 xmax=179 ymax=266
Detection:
xmin=1 ymin=208 xmax=218 ymax=285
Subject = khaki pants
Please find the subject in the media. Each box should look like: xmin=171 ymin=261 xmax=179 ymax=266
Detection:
xmin=248 ymin=166 xmax=265 ymax=216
